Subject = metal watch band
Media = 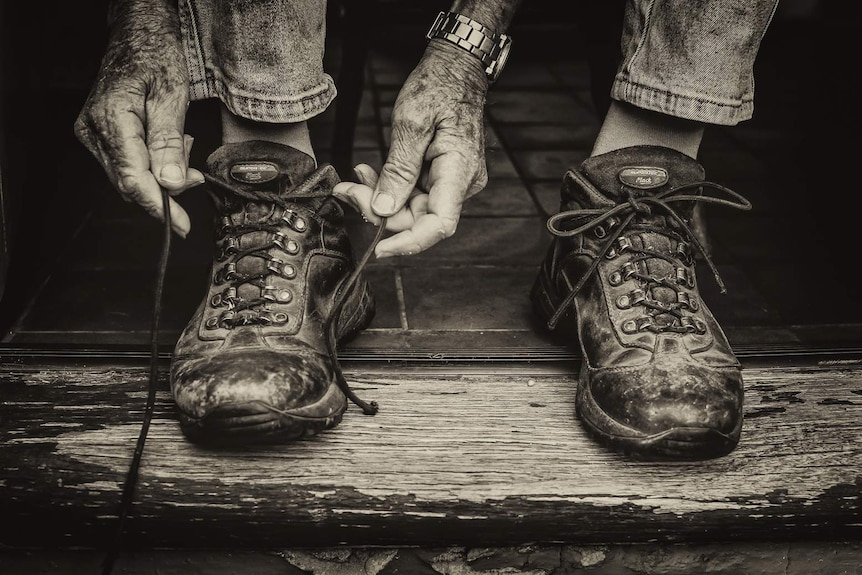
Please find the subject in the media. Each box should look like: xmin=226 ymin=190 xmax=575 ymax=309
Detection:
xmin=426 ymin=11 xmax=512 ymax=82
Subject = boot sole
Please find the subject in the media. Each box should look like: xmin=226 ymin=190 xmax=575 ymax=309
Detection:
xmin=576 ymin=363 xmax=741 ymax=460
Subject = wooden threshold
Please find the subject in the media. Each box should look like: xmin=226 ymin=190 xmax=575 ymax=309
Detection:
xmin=1 ymin=345 xmax=860 ymax=550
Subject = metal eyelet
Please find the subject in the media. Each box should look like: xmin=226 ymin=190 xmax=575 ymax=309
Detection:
xmin=617 ymin=288 xmax=645 ymax=310
xmin=219 ymin=311 xmax=236 ymax=328
xmin=609 ymin=271 xmax=623 ymax=286
xmin=218 ymin=237 xmax=240 ymax=260
xmin=621 ymin=262 xmax=638 ymax=281
xmin=678 ymin=291 xmax=699 ymax=312
xmin=273 ymin=312 xmax=289 ymax=324
xmin=263 ymin=286 xmax=292 ymax=303
xmin=215 ymin=263 xmax=238 ymax=284
xmin=616 ymin=236 xmax=633 ymax=253
xmin=283 ymin=210 xmax=308 ymax=232
xmin=594 ymin=225 xmax=606 ymax=239
xmin=219 ymin=216 xmax=233 ymax=235
xmin=205 ymin=317 xmax=220 ymax=329
xmin=676 ymin=267 xmax=694 ymax=288
xmin=676 ymin=242 xmax=693 ymax=265
xmin=621 ymin=319 xmax=638 ymax=334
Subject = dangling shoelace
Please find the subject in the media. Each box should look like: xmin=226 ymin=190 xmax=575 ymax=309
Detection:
xmin=102 ymin=183 xmax=385 ymax=574
xmin=543 ymin=172 xmax=751 ymax=331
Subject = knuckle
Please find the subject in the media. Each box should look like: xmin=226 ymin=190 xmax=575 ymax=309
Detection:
xmin=379 ymin=161 xmax=417 ymax=188
xmin=147 ymin=131 xmax=184 ymax=151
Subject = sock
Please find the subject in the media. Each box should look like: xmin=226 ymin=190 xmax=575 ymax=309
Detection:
xmin=591 ymin=101 xmax=705 ymax=159
xmin=219 ymin=105 xmax=316 ymax=164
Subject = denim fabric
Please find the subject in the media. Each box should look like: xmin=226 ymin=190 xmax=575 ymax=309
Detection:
xmin=614 ymin=0 xmax=780 ymax=125
xmin=180 ymin=0 xmax=778 ymax=126
xmin=179 ymin=0 xmax=335 ymax=123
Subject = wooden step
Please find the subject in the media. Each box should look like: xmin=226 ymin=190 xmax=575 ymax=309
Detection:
xmin=1 ymin=348 xmax=860 ymax=553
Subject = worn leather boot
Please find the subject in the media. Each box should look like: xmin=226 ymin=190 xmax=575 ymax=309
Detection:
xmin=170 ymin=141 xmax=375 ymax=444
xmin=531 ymin=145 xmax=751 ymax=459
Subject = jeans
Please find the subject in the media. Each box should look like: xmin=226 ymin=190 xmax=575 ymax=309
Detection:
xmin=179 ymin=0 xmax=335 ymax=123
xmin=179 ymin=0 xmax=778 ymax=126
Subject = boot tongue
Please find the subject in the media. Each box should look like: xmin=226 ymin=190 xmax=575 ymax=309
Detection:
xmin=565 ymin=145 xmax=705 ymax=220
xmin=205 ymin=140 xmax=317 ymax=219
xmin=570 ymin=146 xmax=706 ymax=330
xmin=205 ymin=141 xmax=318 ymax=313
xmin=206 ymin=140 xmax=316 ymax=189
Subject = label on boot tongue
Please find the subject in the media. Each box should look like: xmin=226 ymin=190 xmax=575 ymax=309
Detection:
xmin=619 ymin=166 xmax=668 ymax=190
xmin=230 ymin=162 xmax=280 ymax=184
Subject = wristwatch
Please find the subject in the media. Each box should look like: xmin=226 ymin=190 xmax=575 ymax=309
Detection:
xmin=426 ymin=11 xmax=512 ymax=83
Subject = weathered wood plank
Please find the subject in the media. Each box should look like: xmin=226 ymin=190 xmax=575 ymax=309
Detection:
xmin=1 ymin=360 xmax=860 ymax=548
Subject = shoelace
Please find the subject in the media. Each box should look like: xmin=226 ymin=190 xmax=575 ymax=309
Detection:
xmin=102 ymin=184 xmax=384 ymax=574
xmin=544 ymin=172 xmax=751 ymax=331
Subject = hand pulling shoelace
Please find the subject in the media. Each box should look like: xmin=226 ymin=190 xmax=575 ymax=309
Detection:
xmin=102 ymin=186 xmax=385 ymax=574
xmin=544 ymin=173 xmax=752 ymax=330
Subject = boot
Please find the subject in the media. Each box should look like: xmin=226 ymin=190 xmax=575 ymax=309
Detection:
xmin=170 ymin=141 xmax=375 ymax=444
xmin=531 ymin=145 xmax=751 ymax=459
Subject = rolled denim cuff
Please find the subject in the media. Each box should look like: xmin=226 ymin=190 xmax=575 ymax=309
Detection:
xmin=610 ymin=78 xmax=753 ymax=126
xmin=187 ymin=72 xmax=337 ymax=124
xmin=614 ymin=0 xmax=779 ymax=127
xmin=179 ymin=0 xmax=335 ymax=123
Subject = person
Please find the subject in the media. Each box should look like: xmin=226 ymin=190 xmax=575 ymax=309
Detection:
xmin=75 ymin=0 xmax=778 ymax=459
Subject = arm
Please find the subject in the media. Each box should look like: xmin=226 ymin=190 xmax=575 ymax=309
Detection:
xmin=74 ymin=0 xmax=202 ymax=238
xmin=333 ymin=0 xmax=523 ymax=258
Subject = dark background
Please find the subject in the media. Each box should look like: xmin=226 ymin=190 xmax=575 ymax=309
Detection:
xmin=0 ymin=0 xmax=857 ymax=344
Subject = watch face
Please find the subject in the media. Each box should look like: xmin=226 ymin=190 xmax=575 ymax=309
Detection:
xmin=489 ymin=35 xmax=512 ymax=82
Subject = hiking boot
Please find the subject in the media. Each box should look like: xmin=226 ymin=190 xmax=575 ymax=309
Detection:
xmin=531 ymin=145 xmax=751 ymax=459
xmin=170 ymin=141 xmax=375 ymax=444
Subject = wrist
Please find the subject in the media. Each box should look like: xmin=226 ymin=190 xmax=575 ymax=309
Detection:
xmin=425 ymin=38 xmax=490 ymax=89
xmin=425 ymin=11 xmax=512 ymax=83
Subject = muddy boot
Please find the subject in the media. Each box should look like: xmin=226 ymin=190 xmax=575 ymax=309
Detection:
xmin=171 ymin=141 xmax=375 ymax=444
xmin=532 ymin=145 xmax=751 ymax=459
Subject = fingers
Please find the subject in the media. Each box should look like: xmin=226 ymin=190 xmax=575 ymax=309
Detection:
xmin=75 ymin=94 xmax=191 ymax=237
xmin=374 ymin=155 xmax=467 ymax=258
xmin=334 ymin=176 xmax=427 ymax=231
xmin=113 ymin=120 xmax=192 ymax=238
xmin=372 ymin=117 xmax=432 ymax=217
xmin=146 ymin=85 xmax=192 ymax=192
xmin=332 ymin=155 xmax=472 ymax=259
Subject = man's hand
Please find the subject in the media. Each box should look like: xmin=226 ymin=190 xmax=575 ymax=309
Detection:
xmin=74 ymin=0 xmax=202 ymax=238
xmin=333 ymin=40 xmax=489 ymax=258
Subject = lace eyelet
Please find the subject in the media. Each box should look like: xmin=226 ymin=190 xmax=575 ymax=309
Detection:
xmin=616 ymin=294 xmax=630 ymax=309
xmin=273 ymin=312 xmax=289 ymax=324
xmin=621 ymin=320 xmax=638 ymax=334
xmin=205 ymin=317 xmax=220 ymax=329
xmin=594 ymin=225 xmax=606 ymax=239
xmin=609 ymin=271 xmax=623 ymax=286
xmin=219 ymin=216 xmax=233 ymax=235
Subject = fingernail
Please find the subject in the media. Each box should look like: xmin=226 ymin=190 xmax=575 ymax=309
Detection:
xmin=372 ymin=193 xmax=395 ymax=214
xmin=160 ymin=164 xmax=184 ymax=184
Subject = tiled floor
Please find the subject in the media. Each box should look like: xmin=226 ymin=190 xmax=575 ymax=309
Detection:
xmin=1 ymin=12 xmax=860 ymax=358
